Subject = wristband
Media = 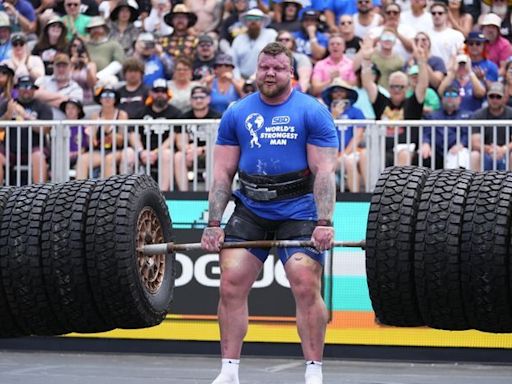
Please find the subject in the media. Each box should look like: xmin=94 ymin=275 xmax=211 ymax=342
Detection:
xmin=316 ymin=219 xmax=333 ymax=227
xmin=207 ymin=220 xmax=221 ymax=227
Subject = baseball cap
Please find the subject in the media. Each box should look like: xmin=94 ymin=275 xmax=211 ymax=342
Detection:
xmin=152 ymin=78 xmax=168 ymax=90
xmin=198 ymin=34 xmax=214 ymax=45
xmin=488 ymin=82 xmax=505 ymax=97
xmin=466 ymin=31 xmax=487 ymax=43
xmin=191 ymin=85 xmax=210 ymax=97
xmin=16 ymin=75 xmax=38 ymax=89
xmin=407 ymin=65 xmax=419 ymax=76
xmin=214 ymin=53 xmax=234 ymax=67
xmin=11 ymin=32 xmax=26 ymax=44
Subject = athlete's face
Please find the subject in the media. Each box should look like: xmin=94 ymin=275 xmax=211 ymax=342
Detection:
xmin=256 ymin=53 xmax=293 ymax=99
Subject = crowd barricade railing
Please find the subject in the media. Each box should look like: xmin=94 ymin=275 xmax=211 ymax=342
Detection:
xmin=1 ymin=119 xmax=512 ymax=192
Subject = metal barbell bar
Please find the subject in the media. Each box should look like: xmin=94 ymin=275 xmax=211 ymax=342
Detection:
xmin=140 ymin=239 xmax=366 ymax=255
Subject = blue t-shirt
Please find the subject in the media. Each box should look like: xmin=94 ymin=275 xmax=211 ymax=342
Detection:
xmin=293 ymin=30 xmax=329 ymax=58
xmin=143 ymin=54 xmax=166 ymax=86
xmin=472 ymin=59 xmax=499 ymax=82
xmin=424 ymin=109 xmax=470 ymax=154
xmin=216 ymin=90 xmax=338 ymax=221
xmin=336 ymin=105 xmax=365 ymax=150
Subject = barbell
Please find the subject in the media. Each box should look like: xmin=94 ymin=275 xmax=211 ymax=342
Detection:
xmin=1 ymin=167 xmax=512 ymax=338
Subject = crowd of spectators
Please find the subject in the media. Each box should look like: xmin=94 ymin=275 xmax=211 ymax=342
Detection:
xmin=0 ymin=0 xmax=512 ymax=191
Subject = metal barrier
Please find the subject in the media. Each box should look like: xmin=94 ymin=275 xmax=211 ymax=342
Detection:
xmin=1 ymin=119 xmax=511 ymax=192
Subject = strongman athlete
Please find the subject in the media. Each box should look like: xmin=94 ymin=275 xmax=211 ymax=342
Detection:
xmin=201 ymin=42 xmax=338 ymax=384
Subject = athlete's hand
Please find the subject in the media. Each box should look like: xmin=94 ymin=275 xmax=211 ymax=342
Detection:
xmin=201 ymin=227 xmax=225 ymax=252
xmin=311 ymin=226 xmax=334 ymax=252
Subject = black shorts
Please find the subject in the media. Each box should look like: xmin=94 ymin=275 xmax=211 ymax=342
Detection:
xmin=224 ymin=199 xmax=324 ymax=265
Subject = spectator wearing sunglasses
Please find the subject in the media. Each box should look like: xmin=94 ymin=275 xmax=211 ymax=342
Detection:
xmin=61 ymin=0 xmax=91 ymax=41
xmin=361 ymin=38 xmax=429 ymax=166
xmin=465 ymin=31 xmax=498 ymax=87
xmin=428 ymin=1 xmax=465 ymax=68
xmin=2 ymin=32 xmax=44 ymax=82
xmin=470 ymin=82 xmax=512 ymax=170
xmin=353 ymin=0 xmax=382 ymax=39
xmin=276 ymin=30 xmax=312 ymax=93
xmin=174 ymin=85 xmax=221 ymax=191
xmin=338 ymin=15 xmax=361 ymax=60
xmin=206 ymin=54 xmax=241 ymax=115
xmin=368 ymin=2 xmax=415 ymax=62
xmin=421 ymin=85 xmax=470 ymax=170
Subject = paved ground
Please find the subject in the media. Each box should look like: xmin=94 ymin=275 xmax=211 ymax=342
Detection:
xmin=0 ymin=351 xmax=511 ymax=384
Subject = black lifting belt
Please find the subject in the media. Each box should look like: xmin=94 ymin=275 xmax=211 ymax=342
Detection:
xmin=239 ymin=169 xmax=314 ymax=201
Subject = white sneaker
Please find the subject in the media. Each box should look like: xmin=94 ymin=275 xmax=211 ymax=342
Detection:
xmin=305 ymin=373 xmax=323 ymax=384
xmin=211 ymin=373 xmax=240 ymax=384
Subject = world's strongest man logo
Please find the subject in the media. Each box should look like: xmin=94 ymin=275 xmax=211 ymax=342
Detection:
xmin=245 ymin=113 xmax=264 ymax=148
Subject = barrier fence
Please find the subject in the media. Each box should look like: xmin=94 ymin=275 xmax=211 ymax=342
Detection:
xmin=1 ymin=119 xmax=511 ymax=192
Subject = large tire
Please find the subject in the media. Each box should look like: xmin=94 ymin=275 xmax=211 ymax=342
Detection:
xmin=366 ymin=166 xmax=431 ymax=327
xmin=0 ymin=186 xmax=23 ymax=338
xmin=85 ymin=174 xmax=175 ymax=329
xmin=41 ymin=179 xmax=112 ymax=334
xmin=0 ymin=183 xmax=66 ymax=336
xmin=414 ymin=169 xmax=473 ymax=330
xmin=460 ymin=172 xmax=512 ymax=333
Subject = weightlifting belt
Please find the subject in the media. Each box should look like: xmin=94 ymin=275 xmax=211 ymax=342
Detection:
xmin=239 ymin=168 xmax=313 ymax=202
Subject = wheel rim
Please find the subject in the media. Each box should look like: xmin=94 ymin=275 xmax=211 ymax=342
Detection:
xmin=137 ymin=207 xmax=166 ymax=294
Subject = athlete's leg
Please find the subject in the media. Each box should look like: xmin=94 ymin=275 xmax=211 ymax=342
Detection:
xmin=218 ymin=248 xmax=263 ymax=358
xmin=211 ymin=248 xmax=263 ymax=384
xmin=284 ymin=252 xmax=327 ymax=362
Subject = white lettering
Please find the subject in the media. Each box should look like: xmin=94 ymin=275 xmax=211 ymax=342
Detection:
xmin=194 ymin=254 xmax=221 ymax=287
xmin=174 ymin=253 xmax=291 ymax=288
xmin=270 ymin=139 xmax=287 ymax=145
xmin=175 ymin=253 xmax=194 ymax=287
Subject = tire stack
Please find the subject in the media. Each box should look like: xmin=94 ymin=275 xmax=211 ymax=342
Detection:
xmin=366 ymin=166 xmax=512 ymax=333
xmin=0 ymin=174 xmax=175 ymax=337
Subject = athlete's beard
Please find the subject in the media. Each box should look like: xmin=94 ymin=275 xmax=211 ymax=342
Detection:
xmin=257 ymin=78 xmax=290 ymax=99
xmin=358 ymin=7 xmax=371 ymax=15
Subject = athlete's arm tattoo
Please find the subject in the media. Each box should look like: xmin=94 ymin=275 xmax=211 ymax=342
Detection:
xmin=208 ymin=179 xmax=232 ymax=222
xmin=309 ymin=145 xmax=337 ymax=220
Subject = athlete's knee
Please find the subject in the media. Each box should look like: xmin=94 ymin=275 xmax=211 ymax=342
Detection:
xmin=219 ymin=272 xmax=250 ymax=302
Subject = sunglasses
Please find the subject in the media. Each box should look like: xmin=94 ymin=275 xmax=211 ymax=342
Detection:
xmin=386 ymin=10 xmax=400 ymax=15
xmin=444 ymin=92 xmax=459 ymax=98
xmin=488 ymin=94 xmax=503 ymax=99
xmin=468 ymin=41 xmax=483 ymax=46
xmin=12 ymin=41 xmax=25 ymax=47
xmin=152 ymin=88 xmax=168 ymax=93
xmin=215 ymin=63 xmax=233 ymax=68
xmin=389 ymin=84 xmax=405 ymax=90
xmin=431 ymin=11 xmax=445 ymax=15
xmin=340 ymin=20 xmax=353 ymax=25
xmin=101 ymin=91 xmax=116 ymax=99
xmin=358 ymin=0 xmax=370 ymax=3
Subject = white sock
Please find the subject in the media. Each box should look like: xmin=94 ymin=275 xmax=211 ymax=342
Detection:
xmin=305 ymin=361 xmax=323 ymax=384
xmin=211 ymin=359 xmax=240 ymax=384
